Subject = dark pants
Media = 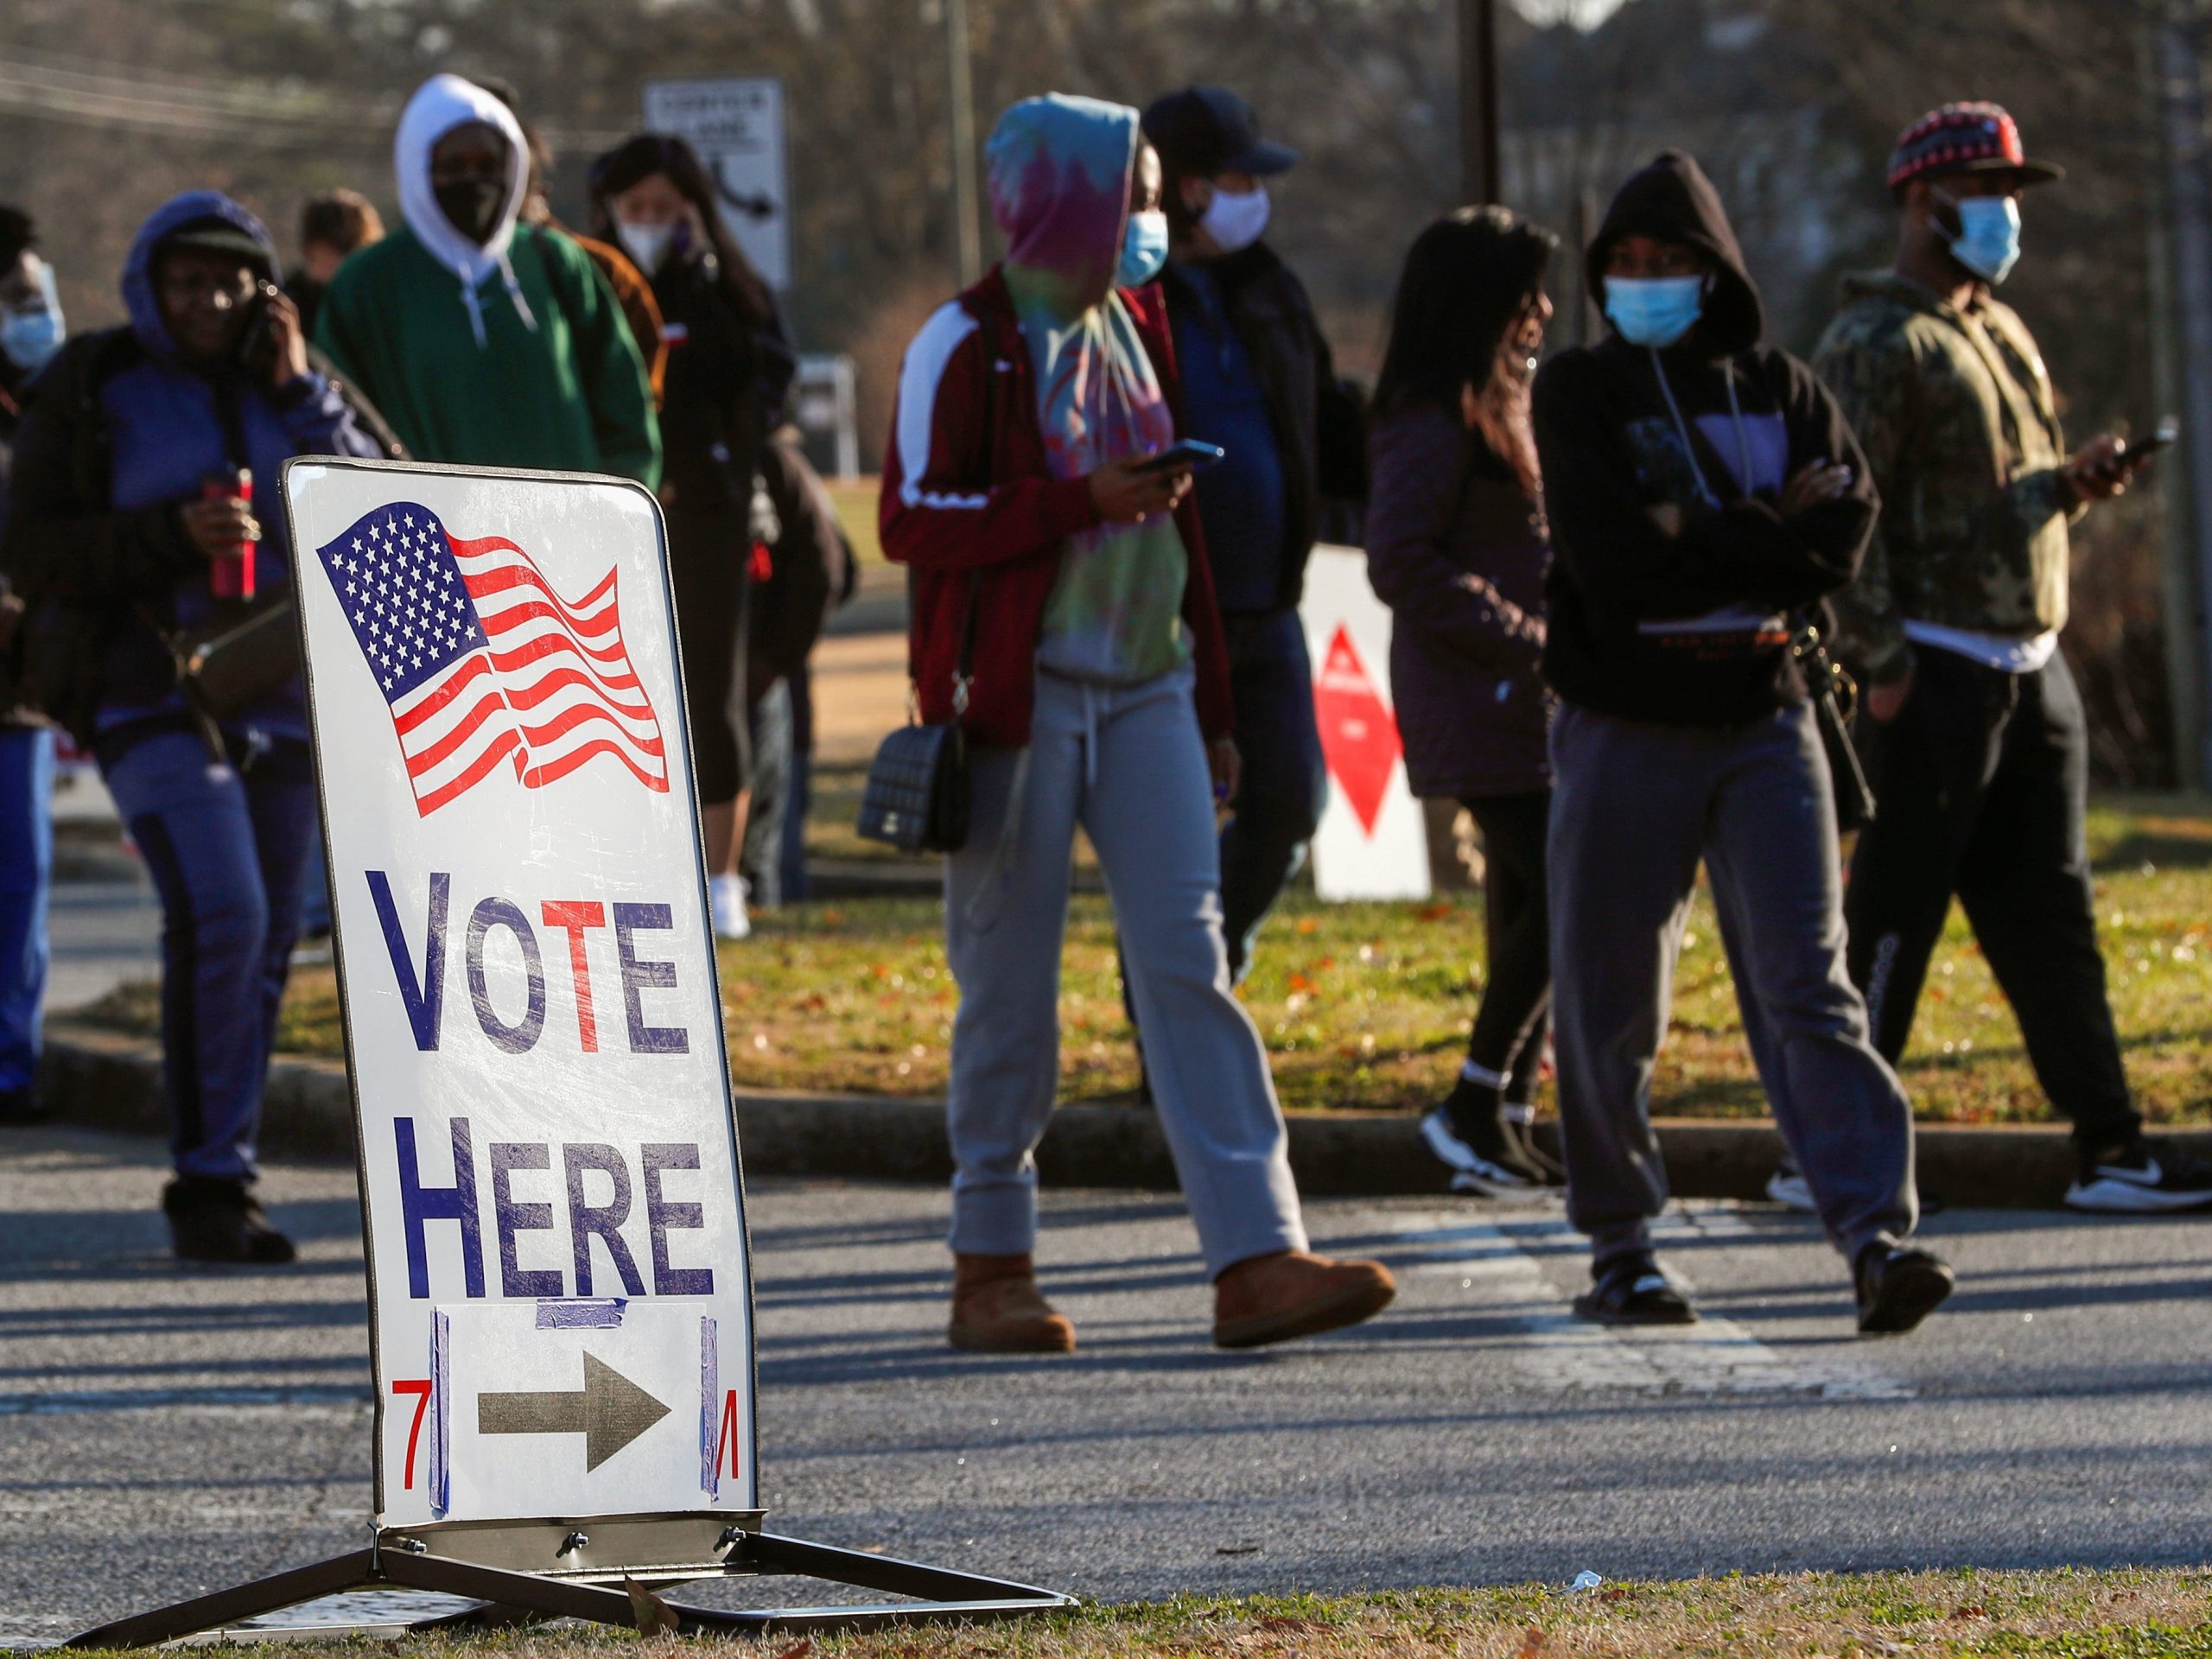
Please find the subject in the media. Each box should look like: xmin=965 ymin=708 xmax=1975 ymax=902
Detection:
xmin=669 ymin=503 xmax=753 ymax=807
xmin=1551 ymin=700 xmax=1914 ymax=1268
xmin=99 ymin=730 xmax=315 ymax=1182
xmin=1846 ymin=649 xmax=2139 ymax=1148
xmin=1217 ymin=610 xmax=1325 ymax=984
xmin=1462 ymin=791 xmax=1551 ymax=1103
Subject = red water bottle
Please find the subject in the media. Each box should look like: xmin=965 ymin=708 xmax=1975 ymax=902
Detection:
xmin=203 ymin=467 xmax=257 ymax=601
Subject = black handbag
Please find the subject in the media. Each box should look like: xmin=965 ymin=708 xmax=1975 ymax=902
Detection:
xmin=855 ymin=574 xmax=979 ymax=855
xmin=1791 ymin=619 xmax=1876 ymax=833
xmin=167 ymin=598 xmax=301 ymax=722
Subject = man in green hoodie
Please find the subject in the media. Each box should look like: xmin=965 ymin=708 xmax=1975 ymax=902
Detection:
xmin=1814 ymin=102 xmax=2209 ymax=1215
xmin=315 ymin=73 xmax=659 ymax=488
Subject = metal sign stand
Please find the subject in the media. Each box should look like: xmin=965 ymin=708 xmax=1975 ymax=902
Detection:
xmin=67 ymin=1516 xmax=1075 ymax=1644
xmin=65 ymin=461 xmax=1075 ymax=1645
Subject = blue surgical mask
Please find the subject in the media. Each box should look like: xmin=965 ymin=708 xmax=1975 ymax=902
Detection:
xmin=0 ymin=308 xmax=61 ymax=374
xmin=1118 ymin=209 xmax=1169 ymax=288
xmin=1941 ymin=193 xmax=2021 ymax=285
xmin=0 ymin=259 xmax=62 ymax=373
xmin=1605 ymin=275 xmax=1704 ymax=349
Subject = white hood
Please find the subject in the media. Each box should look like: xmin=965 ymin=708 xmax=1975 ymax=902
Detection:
xmin=394 ymin=73 xmax=537 ymax=346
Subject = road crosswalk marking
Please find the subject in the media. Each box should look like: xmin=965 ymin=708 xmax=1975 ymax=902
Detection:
xmin=1377 ymin=1205 xmax=1914 ymax=1401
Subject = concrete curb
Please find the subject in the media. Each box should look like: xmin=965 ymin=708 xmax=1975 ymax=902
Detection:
xmin=36 ymin=1025 xmax=2210 ymax=1210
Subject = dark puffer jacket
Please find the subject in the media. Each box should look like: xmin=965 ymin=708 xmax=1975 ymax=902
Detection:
xmin=1364 ymin=403 xmax=1550 ymax=799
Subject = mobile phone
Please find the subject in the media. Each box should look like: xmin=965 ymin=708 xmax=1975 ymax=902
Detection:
xmin=1134 ymin=439 xmax=1226 ymax=474
xmin=2124 ymin=417 xmax=2182 ymax=463
xmin=232 ymin=280 xmax=279 ymax=372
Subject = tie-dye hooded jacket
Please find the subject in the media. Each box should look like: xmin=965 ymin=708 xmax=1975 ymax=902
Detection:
xmin=879 ymin=95 xmax=1233 ymax=748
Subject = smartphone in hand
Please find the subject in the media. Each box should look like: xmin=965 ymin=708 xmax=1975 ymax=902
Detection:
xmin=1134 ymin=439 xmax=1226 ymax=475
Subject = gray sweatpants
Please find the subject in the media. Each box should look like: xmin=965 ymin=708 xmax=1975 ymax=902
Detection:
xmin=1548 ymin=699 xmax=1916 ymax=1268
xmin=944 ymin=662 xmax=1307 ymax=1278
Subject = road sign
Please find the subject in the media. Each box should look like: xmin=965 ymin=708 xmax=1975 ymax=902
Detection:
xmin=1300 ymin=544 xmax=1431 ymax=902
xmin=642 ymin=78 xmax=791 ymax=290
xmin=67 ymin=460 xmax=1070 ymax=1646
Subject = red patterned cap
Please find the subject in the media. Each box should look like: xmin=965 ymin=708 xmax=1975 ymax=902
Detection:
xmin=1886 ymin=102 xmax=2062 ymax=192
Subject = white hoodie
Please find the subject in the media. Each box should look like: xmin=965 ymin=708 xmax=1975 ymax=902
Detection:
xmin=394 ymin=73 xmax=537 ymax=347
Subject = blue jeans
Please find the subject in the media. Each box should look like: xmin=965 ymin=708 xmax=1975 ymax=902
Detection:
xmin=0 ymin=727 xmax=54 ymax=1092
xmin=99 ymin=730 xmax=315 ymax=1182
xmin=1217 ymin=611 xmax=1325 ymax=984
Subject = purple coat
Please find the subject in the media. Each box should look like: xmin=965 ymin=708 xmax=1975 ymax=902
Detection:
xmin=1365 ymin=403 xmax=1553 ymax=799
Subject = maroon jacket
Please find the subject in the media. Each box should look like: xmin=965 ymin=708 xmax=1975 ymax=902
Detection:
xmin=878 ymin=267 xmax=1233 ymax=748
xmin=1364 ymin=403 xmax=1552 ymax=799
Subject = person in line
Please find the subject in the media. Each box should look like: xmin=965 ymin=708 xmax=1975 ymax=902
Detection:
xmin=592 ymin=133 xmax=795 ymax=940
xmin=1139 ymin=86 xmax=1367 ymax=984
xmin=1535 ymin=152 xmax=1954 ymax=1335
xmin=284 ymin=188 xmax=383 ymax=341
xmin=315 ymin=73 xmax=659 ymax=488
xmin=880 ymin=92 xmax=1395 ymax=1354
xmin=1365 ymin=207 xmax=1560 ymax=1198
xmin=0 ymin=205 xmax=64 ymax=1126
xmin=1809 ymin=103 xmax=2212 ymax=1216
xmin=4 ymin=193 xmax=385 ymax=1259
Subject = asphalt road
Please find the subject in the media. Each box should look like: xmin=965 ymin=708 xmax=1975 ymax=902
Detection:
xmin=3 ymin=1123 xmax=2209 ymax=1645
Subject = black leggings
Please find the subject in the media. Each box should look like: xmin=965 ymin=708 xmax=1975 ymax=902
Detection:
xmin=668 ymin=504 xmax=753 ymax=807
xmin=1462 ymin=791 xmax=1553 ymax=1103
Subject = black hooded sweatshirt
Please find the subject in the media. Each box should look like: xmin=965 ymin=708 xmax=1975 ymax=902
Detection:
xmin=1532 ymin=150 xmax=1878 ymax=727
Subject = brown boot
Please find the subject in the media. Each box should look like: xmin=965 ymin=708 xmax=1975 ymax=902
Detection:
xmin=1212 ymin=1249 xmax=1395 ymax=1350
xmin=948 ymin=1253 xmax=1076 ymax=1353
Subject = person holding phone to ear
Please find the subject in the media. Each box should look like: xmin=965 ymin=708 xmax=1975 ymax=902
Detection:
xmin=3 ymin=192 xmax=385 ymax=1260
xmin=1812 ymin=103 xmax=2212 ymax=1216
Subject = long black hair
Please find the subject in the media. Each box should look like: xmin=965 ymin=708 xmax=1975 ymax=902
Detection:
xmin=1374 ymin=207 xmax=1556 ymax=496
xmin=588 ymin=132 xmax=777 ymax=333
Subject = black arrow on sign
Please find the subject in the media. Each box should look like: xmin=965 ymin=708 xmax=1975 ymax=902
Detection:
xmin=476 ymin=1351 xmax=672 ymax=1471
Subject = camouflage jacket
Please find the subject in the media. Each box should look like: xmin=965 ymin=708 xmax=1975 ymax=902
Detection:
xmin=1810 ymin=270 xmax=2082 ymax=683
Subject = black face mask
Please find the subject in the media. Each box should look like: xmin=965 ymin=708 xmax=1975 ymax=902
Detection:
xmin=435 ymin=177 xmax=507 ymax=245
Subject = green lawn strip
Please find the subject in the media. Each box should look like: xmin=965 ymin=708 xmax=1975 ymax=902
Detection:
xmin=61 ymin=1570 xmax=2212 ymax=1658
xmin=71 ymin=799 xmax=2212 ymax=1124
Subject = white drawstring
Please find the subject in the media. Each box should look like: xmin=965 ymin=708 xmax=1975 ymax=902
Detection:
xmin=455 ymin=257 xmax=539 ymax=348
xmin=497 ymin=252 xmax=538 ymax=335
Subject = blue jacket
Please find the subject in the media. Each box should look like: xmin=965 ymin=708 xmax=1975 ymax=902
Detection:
xmin=3 ymin=191 xmax=385 ymax=746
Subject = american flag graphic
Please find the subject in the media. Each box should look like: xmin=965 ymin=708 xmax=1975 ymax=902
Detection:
xmin=314 ymin=502 xmax=669 ymax=817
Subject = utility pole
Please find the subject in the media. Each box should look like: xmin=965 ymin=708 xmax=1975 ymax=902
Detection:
xmin=1459 ymin=0 xmax=1501 ymax=203
xmin=944 ymin=0 xmax=983 ymax=289
xmin=2152 ymin=0 xmax=2212 ymax=786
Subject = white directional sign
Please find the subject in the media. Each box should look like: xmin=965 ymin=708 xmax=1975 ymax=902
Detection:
xmin=1300 ymin=544 xmax=1431 ymax=903
xmin=283 ymin=459 xmax=754 ymax=1532
xmin=641 ymin=77 xmax=791 ymax=290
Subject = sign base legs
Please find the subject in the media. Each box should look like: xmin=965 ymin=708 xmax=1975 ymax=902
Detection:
xmin=65 ymin=1530 xmax=1077 ymax=1646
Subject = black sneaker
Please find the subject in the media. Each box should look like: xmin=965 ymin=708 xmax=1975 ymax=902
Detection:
xmin=1572 ymin=1252 xmax=1696 ymax=1325
xmin=1421 ymin=1104 xmax=1546 ymax=1200
xmin=2064 ymin=1137 xmax=2212 ymax=1214
xmin=163 ymin=1178 xmax=297 ymax=1265
xmin=1854 ymin=1243 xmax=1955 ymax=1335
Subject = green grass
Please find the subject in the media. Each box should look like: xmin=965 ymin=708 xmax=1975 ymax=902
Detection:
xmin=63 ymin=1570 xmax=2212 ymax=1658
xmin=71 ymin=797 xmax=2212 ymax=1124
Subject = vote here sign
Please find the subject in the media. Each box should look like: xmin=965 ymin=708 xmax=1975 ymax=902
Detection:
xmin=283 ymin=460 xmax=753 ymax=1532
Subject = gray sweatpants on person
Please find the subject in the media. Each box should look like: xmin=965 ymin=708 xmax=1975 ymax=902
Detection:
xmin=944 ymin=661 xmax=1307 ymax=1278
xmin=1548 ymin=698 xmax=1917 ymax=1269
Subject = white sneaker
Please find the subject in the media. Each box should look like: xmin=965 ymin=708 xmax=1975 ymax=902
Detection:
xmin=709 ymin=874 xmax=751 ymax=941
xmin=1764 ymin=1165 xmax=1817 ymax=1213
